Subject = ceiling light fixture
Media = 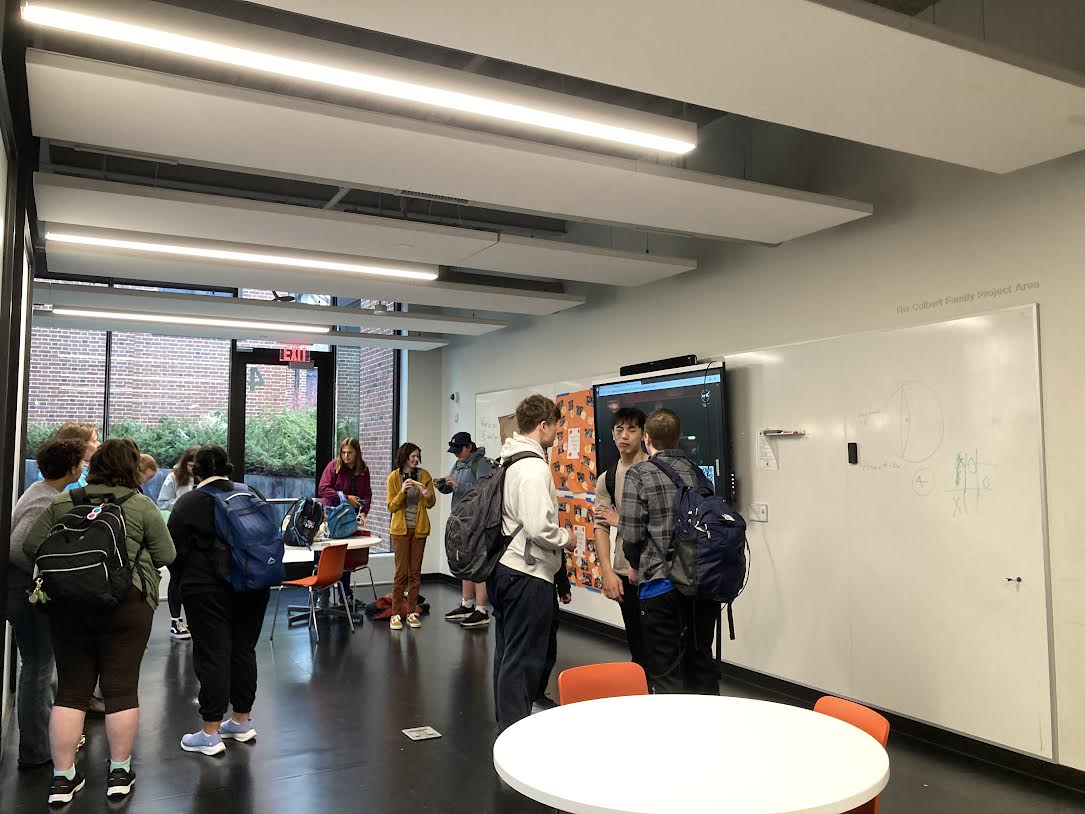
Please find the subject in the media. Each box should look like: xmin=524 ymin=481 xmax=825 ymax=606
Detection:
xmin=49 ymin=306 xmax=331 ymax=334
xmin=45 ymin=231 xmax=439 ymax=281
xmin=22 ymin=3 xmax=695 ymax=155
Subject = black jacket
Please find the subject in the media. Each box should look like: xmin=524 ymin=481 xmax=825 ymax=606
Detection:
xmin=167 ymin=480 xmax=235 ymax=596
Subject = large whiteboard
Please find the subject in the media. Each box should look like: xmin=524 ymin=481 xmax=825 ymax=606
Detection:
xmin=725 ymin=306 xmax=1053 ymax=757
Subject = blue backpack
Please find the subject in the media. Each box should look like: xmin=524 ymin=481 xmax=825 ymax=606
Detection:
xmin=650 ymin=457 xmax=749 ymax=639
xmin=325 ymin=492 xmax=359 ymax=539
xmin=208 ymin=483 xmax=284 ymax=591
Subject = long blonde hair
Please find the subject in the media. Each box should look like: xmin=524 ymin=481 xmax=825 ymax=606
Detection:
xmin=335 ymin=437 xmax=369 ymax=476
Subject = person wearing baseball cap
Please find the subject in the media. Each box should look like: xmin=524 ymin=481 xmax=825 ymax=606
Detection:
xmin=436 ymin=432 xmax=493 ymax=628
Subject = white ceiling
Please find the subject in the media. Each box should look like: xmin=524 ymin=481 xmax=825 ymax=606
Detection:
xmin=26 ymin=50 xmax=873 ymax=243
xmin=248 ymin=0 xmax=1085 ymax=173
xmin=32 ymin=282 xmax=504 ymax=336
xmin=34 ymin=173 xmax=697 ymax=287
xmin=41 ymin=239 xmax=583 ymax=316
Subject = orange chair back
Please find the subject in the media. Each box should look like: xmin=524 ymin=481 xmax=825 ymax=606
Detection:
xmin=312 ymin=543 xmax=349 ymax=588
xmin=558 ymin=662 xmax=648 ymax=706
xmin=814 ymin=696 xmax=890 ymax=814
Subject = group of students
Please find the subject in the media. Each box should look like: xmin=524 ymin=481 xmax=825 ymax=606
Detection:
xmin=6 ymin=425 xmax=279 ymax=807
xmin=481 ymin=395 xmax=722 ymax=733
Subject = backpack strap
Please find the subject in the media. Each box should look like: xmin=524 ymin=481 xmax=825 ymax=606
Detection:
xmin=605 ymin=466 xmax=617 ymax=500
xmin=501 ymin=451 xmax=544 ymax=565
xmin=648 ymin=456 xmax=686 ymax=488
xmin=113 ymin=490 xmax=138 ymax=506
xmin=70 ymin=487 xmax=89 ymax=506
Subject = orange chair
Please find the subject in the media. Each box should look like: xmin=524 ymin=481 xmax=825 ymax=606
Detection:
xmin=558 ymin=662 xmax=649 ymax=706
xmin=814 ymin=696 xmax=890 ymax=814
xmin=271 ymin=543 xmax=352 ymax=642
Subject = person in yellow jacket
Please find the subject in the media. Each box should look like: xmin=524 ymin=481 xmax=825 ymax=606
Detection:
xmin=386 ymin=443 xmax=436 ymax=630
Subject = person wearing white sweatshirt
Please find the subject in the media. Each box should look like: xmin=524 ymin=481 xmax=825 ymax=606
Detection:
xmin=488 ymin=395 xmax=573 ymax=733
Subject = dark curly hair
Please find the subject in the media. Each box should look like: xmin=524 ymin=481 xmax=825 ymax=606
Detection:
xmin=36 ymin=439 xmax=86 ymax=480
xmin=86 ymin=438 xmax=142 ymax=490
xmin=192 ymin=445 xmax=233 ymax=481
xmin=394 ymin=442 xmax=421 ymax=472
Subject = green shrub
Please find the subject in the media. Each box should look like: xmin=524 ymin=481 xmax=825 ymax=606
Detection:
xmin=25 ymin=409 xmax=316 ymax=476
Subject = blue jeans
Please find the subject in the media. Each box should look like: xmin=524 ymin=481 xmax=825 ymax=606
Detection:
xmin=6 ymin=589 xmax=55 ymax=765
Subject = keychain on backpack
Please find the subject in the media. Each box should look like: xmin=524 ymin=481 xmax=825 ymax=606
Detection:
xmin=28 ymin=577 xmax=49 ymax=606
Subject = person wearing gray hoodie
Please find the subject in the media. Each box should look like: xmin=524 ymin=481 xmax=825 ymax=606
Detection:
xmin=488 ymin=396 xmax=573 ymax=733
xmin=437 ymin=432 xmax=494 ymax=628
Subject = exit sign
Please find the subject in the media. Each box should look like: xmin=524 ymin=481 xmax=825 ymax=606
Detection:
xmin=280 ymin=345 xmax=311 ymax=363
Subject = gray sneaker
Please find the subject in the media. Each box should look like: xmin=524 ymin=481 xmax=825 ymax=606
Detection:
xmin=460 ymin=609 xmax=490 ymax=628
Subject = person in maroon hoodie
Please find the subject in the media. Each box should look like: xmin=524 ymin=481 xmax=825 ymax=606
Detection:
xmin=318 ymin=437 xmax=372 ymax=519
xmin=317 ymin=438 xmax=373 ymax=605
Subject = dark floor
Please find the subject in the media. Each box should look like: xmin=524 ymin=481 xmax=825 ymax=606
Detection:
xmin=3 ymin=582 xmax=1085 ymax=813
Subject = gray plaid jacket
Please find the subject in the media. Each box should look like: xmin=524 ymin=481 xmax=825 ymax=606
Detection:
xmin=619 ymin=449 xmax=703 ymax=585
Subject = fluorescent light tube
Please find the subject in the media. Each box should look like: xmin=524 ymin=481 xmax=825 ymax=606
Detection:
xmin=22 ymin=4 xmax=695 ymax=155
xmin=45 ymin=232 xmax=438 ymax=281
xmin=50 ymin=307 xmax=331 ymax=334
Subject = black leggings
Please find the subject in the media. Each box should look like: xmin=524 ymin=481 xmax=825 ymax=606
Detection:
xmin=167 ymin=565 xmax=183 ymax=618
xmin=185 ymin=588 xmax=270 ymax=722
xmin=51 ymin=589 xmax=154 ymax=713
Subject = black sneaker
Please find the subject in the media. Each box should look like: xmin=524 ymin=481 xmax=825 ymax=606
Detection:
xmin=48 ymin=770 xmax=86 ymax=807
xmin=444 ymin=604 xmax=474 ymax=622
xmin=106 ymin=766 xmax=136 ymax=799
xmin=170 ymin=618 xmax=191 ymax=641
xmin=460 ymin=609 xmax=491 ymax=628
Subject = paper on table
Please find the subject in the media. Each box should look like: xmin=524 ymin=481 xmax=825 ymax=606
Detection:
xmin=567 ymin=427 xmax=581 ymax=460
xmin=757 ymin=433 xmax=779 ymax=470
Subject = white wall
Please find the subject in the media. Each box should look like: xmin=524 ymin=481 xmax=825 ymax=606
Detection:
xmin=436 ymin=137 xmax=1085 ymax=767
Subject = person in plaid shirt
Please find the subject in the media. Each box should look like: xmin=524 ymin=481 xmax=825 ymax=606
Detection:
xmin=619 ymin=409 xmax=721 ymax=695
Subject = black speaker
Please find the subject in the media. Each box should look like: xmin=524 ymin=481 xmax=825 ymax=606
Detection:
xmin=619 ymin=355 xmax=698 ymax=377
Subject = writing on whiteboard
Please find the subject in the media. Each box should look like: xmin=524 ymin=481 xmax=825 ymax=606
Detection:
xmin=949 ymin=449 xmax=995 ymax=518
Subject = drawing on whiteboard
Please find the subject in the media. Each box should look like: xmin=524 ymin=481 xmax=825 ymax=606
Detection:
xmin=912 ymin=467 xmax=934 ymax=496
xmin=948 ymin=449 xmax=995 ymax=517
xmin=886 ymin=382 xmax=944 ymax=462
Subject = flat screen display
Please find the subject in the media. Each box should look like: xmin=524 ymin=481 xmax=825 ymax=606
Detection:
xmin=593 ymin=364 xmax=728 ymax=486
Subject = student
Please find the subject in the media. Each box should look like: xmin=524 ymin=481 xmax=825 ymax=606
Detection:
xmin=157 ymin=447 xmax=198 ymax=510
xmin=6 ymin=439 xmax=85 ymax=769
xmin=137 ymin=454 xmax=158 ymax=489
xmin=489 ymin=395 xmax=573 ymax=732
xmin=318 ymin=437 xmax=373 ymax=604
xmin=593 ymin=407 xmax=648 ymax=669
xmin=24 ymin=439 xmax=175 ymax=806
xmin=42 ymin=422 xmax=99 ymax=491
xmin=438 ymin=431 xmax=493 ymax=628
xmin=317 ymin=437 xmax=372 ymax=517
xmin=169 ymin=446 xmax=270 ymax=757
xmin=159 ymin=448 xmax=198 ymax=641
xmin=620 ymin=408 xmax=720 ymax=696
xmin=386 ymin=443 xmax=436 ymax=631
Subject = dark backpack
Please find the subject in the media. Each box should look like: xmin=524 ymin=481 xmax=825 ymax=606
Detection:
xmin=650 ymin=458 xmax=749 ymax=640
xmin=282 ymin=497 xmax=325 ymax=548
xmin=444 ymin=452 xmax=541 ymax=582
xmin=34 ymin=488 xmax=143 ymax=609
xmin=207 ymin=483 xmax=284 ymax=591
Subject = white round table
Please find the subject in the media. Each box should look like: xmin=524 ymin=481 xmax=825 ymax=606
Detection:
xmin=282 ymin=535 xmax=382 ymax=564
xmin=493 ymin=695 xmax=889 ymax=814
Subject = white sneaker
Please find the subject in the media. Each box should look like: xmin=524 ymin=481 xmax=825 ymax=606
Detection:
xmin=389 ymin=615 xmax=403 ymax=631
xmin=170 ymin=619 xmax=191 ymax=641
xmin=407 ymin=613 xmax=422 ymax=629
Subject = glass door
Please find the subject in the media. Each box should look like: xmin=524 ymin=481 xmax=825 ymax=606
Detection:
xmin=228 ymin=346 xmax=334 ymax=520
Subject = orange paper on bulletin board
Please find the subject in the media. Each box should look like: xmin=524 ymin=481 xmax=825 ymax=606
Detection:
xmin=553 ymin=389 xmax=597 ymax=494
xmin=557 ymin=494 xmax=602 ymax=591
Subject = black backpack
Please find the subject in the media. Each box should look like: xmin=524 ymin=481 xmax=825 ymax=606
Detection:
xmin=444 ymin=452 xmax=541 ymax=582
xmin=282 ymin=497 xmax=325 ymax=548
xmin=34 ymin=488 xmax=144 ymax=609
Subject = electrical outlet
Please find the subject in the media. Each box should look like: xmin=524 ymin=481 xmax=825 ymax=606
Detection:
xmin=749 ymin=502 xmax=768 ymax=523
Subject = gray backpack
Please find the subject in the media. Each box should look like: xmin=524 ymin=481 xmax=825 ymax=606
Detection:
xmin=444 ymin=452 xmax=540 ymax=582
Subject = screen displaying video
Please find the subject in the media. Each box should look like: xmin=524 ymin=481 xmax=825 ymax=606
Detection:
xmin=593 ymin=365 xmax=728 ymax=485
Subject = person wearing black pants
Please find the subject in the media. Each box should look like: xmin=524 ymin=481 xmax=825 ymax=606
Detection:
xmin=489 ymin=395 xmax=574 ymax=733
xmin=167 ymin=446 xmax=270 ymax=756
xmin=535 ymin=559 xmax=573 ymax=706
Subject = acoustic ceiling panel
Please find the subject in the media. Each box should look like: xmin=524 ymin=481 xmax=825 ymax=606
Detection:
xmin=33 ymin=281 xmax=504 ymax=336
xmin=26 ymin=50 xmax=872 ymax=243
xmin=42 ymin=242 xmax=584 ymax=316
xmin=250 ymin=0 xmax=1085 ymax=173
xmin=34 ymin=174 xmax=696 ymax=286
